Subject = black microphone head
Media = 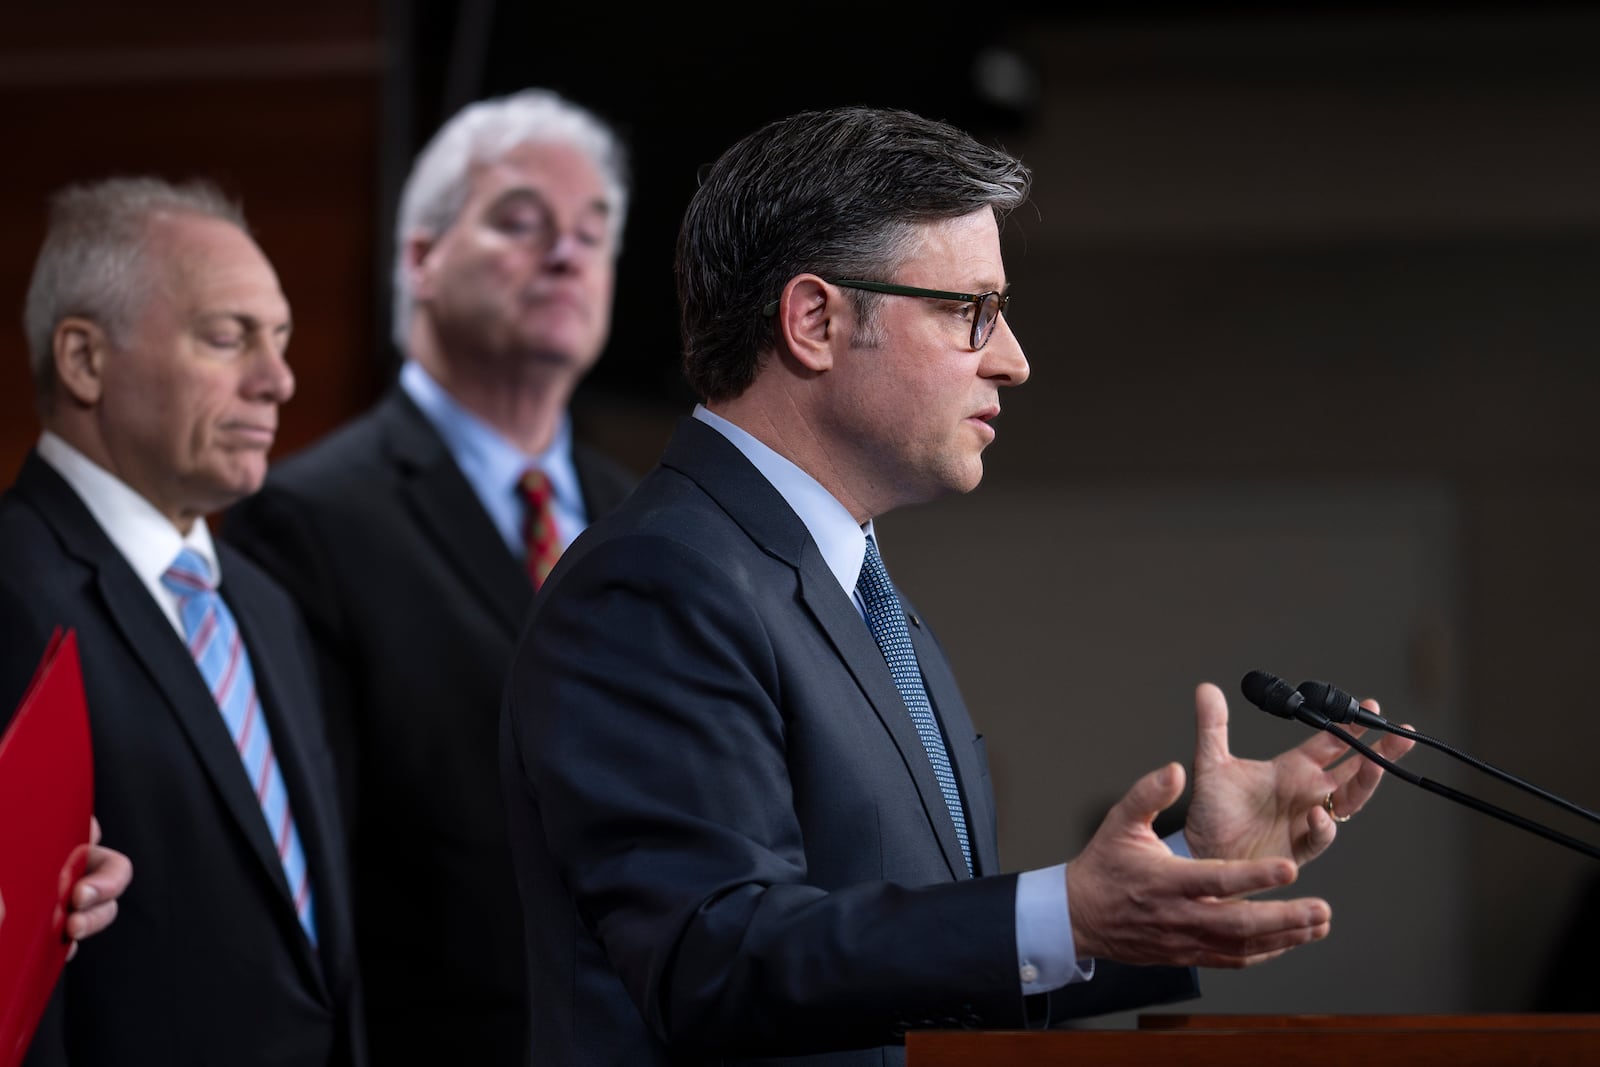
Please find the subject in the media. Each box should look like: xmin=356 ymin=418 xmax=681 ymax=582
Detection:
xmin=1296 ymin=679 xmax=1361 ymax=723
xmin=1241 ymin=670 xmax=1305 ymax=719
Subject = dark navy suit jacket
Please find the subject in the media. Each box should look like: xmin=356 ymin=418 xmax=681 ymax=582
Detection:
xmin=222 ymin=387 xmax=636 ymax=1066
xmin=500 ymin=417 xmax=1196 ymax=1066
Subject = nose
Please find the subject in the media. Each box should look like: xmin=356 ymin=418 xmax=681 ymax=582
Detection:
xmin=244 ymin=339 xmax=295 ymax=404
xmin=980 ymin=314 xmax=1029 ymax=387
xmin=543 ymin=229 xmax=590 ymax=271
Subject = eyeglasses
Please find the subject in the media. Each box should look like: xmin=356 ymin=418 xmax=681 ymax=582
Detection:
xmin=761 ymin=279 xmax=1011 ymax=351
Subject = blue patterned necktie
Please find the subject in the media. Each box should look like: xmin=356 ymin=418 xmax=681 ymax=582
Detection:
xmin=162 ymin=548 xmax=317 ymax=945
xmin=856 ymin=535 xmax=973 ymax=874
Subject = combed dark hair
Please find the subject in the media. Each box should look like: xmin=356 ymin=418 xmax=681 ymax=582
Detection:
xmin=676 ymin=106 xmax=1031 ymax=403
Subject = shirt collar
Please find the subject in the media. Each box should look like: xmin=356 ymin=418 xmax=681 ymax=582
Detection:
xmin=399 ymin=359 xmax=578 ymax=508
xmin=691 ymin=405 xmax=873 ymax=597
xmin=36 ymin=430 xmax=221 ymax=586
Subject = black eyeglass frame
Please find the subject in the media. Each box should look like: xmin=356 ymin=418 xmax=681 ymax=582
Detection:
xmin=761 ymin=278 xmax=1011 ymax=351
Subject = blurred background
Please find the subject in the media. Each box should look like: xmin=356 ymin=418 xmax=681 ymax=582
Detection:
xmin=3 ymin=0 xmax=1597 ymax=1021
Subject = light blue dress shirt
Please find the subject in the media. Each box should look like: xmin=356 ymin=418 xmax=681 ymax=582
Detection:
xmin=400 ymin=361 xmax=587 ymax=558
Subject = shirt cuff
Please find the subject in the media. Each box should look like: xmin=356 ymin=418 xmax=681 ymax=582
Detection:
xmin=1015 ymin=864 xmax=1095 ymax=995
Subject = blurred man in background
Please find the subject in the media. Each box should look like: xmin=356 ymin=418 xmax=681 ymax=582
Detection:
xmin=224 ymin=88 xmax=637 ymax=1064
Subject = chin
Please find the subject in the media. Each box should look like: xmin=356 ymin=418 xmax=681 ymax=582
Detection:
xmin=519 ymin=326 xmax=604 ymax=366
xmin=208 ymin=467 xmax=268 ymax=508
xmin=950 ymin=457 xmax=987 ymax=495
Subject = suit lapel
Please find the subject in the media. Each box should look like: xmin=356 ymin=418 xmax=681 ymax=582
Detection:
xmin=663 ymin=420 xmax=975 ymax=880
xmin=378 ymin=390 xmax=531 ymax=633
xmin=14 ymin=455 xmax=328 ymax=967
xmin=797 ymin=557 xmax=975 ymax=880
xmin=224 ymin=562 xmax=337 ymax=993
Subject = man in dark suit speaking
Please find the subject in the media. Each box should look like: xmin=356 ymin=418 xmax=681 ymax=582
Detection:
xmin=0 ymin=177 xmax=363 ymax=1065
xmin=500 ymin=106 xmax=1415 ymax=1066
xmin=223 ymin=89 xmax=636 ymax=1065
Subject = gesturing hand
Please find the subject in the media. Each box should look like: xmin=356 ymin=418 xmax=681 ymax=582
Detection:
xmin=1182 ymin=682 xmax=1415 ymax=866
xmin=1066 ymin=761 xmax=1332 ymax=969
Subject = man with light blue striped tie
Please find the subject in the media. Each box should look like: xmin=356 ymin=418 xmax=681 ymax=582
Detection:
xmin=0 ymin=175 xmax=363 ymax=1065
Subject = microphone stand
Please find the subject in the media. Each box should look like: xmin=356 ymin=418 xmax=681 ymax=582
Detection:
xmin=1356 ymin=719 xmax=1600 ymax=829
xmin=1317 ymin=721 xmax=1600 ymax=861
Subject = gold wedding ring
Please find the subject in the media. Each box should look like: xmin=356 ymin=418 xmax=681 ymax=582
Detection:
xmin=1323 ymin=791 xmax=1352 ymax=824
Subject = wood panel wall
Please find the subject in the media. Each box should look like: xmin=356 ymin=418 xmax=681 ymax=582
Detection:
xmin=0 ymin=2 xmax=387 ymax=477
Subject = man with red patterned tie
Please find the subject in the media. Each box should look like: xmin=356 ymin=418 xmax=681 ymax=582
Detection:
xmin=0 ymin=176 xmax=363 ymax=1065
xmin=223 ymin=88 xmax=637 ymax=1065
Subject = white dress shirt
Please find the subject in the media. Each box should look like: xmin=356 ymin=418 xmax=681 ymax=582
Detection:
xmin=37 ymin=431 xmax=220 ymax=641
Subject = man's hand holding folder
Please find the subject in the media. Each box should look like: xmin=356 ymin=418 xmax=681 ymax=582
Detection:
xmin=0 ymin=629 xmax=132 ymax=1067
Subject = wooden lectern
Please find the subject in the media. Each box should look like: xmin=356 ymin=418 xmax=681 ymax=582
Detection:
xmin=906 ymin=1013 xmax=1600 ymax=1065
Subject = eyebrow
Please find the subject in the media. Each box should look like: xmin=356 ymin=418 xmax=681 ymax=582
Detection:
xmin=488 ymin=186 xmax=611 ymax=220
xmin=196 ymin=311 xmax=293 ymax=336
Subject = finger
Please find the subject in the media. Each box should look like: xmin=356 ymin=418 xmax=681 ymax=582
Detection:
xmin=1172 ymin=855 xmax=1299 ymax=900
xmin=1107 ymin=762 xmax=1187 ymax=834
xmin=1294 ymin=726 xmax=1367 ymax=769
xmin=1372 ymin=724 xmax=1416 ymax=764
xmin=65 ymin=900 xmax=118 ymax=942
xmin=1172 ymin=895 xmax=1332 ymax=963
xmin=1197 ymin=918 xmax=1333 ymax=969
xmin=88 ymin=815 xmax=102 ymax=847
xmin=73 ymin=847 xmax=133 ymax=912
xmin=1192 ymin=683 xmax=1231 ymax=773
xmin=1216 ymin=946 xmax=1293 ymax=968
xmin=1332 ymin=724 xmax=1414 ymax=814
xmin=1298 ymin=802 xmax=1337 ymax=864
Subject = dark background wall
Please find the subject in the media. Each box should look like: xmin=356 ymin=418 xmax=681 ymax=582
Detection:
xmin=4 ymin=0 xmax=1597 ymax=1017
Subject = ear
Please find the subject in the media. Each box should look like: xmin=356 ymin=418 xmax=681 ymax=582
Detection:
xmin=774 ymin=274 xmax=840 ymax=373
xmin=404 ymin=232 xmax=440 ymax=301
xmin=51 ymin=317 xmax=108 ymax=407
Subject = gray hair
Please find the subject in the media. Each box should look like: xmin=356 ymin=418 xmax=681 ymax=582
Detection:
xmin=391 ymin=88 xmax=631 ymax=350
xmin=23 ymin=176 xmax=246 ymax=408
xmin=676 ymin=106 xmax=1031 ymax=404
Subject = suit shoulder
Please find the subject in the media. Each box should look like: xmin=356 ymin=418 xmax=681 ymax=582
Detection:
xmin=0 ymin=490 xmax=81 ymax=589
xmin=0 ymin=487 xmax=54 ymax=548
xmin=260 ymin=406 xmax=393 ymax=495
xmin=563 ymin=474 xmax=779 ymax=601
xmin=573 ymin=439 xmax=640 ymax=488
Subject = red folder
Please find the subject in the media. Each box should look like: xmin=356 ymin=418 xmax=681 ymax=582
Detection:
xmin=0 ymin=629 xmax=93 ymax=1067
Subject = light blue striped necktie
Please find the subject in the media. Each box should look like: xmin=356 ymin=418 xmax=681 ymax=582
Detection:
xmin=161 ymin=548 xmax=318 ymax=945
xmin=856 ymin=535 xmax=973 ymax=874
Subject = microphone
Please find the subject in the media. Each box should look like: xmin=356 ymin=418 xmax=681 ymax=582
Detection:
xmin=1294 ymin=679 xmax=1387 ymax=730
xmin=1239 ymin=669 xmax=1328 ymax=729
xmin=1239 ymin=669 xmax=1600 ymax=861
